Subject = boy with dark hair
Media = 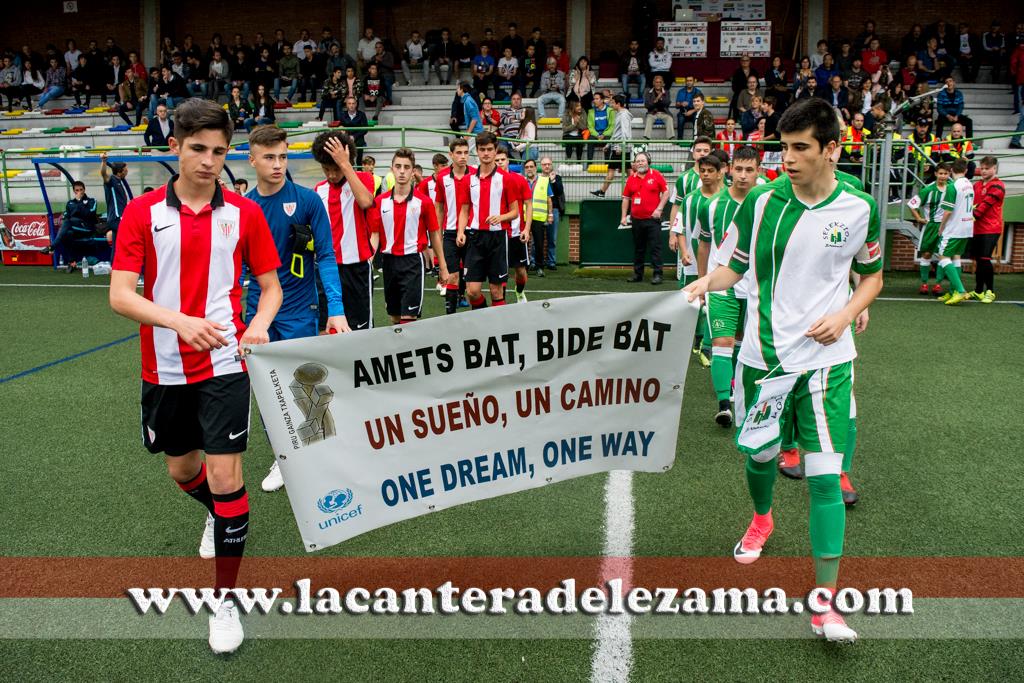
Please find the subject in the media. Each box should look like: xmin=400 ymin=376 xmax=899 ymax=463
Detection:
xmin=312 ymin=130 xmax=378 ymax=328
xmin=907 ymin=162 xmax=954 ymax=295
xmin=936 ymin=157 xmax=975 ymax=306
xmin=969 ymin=156 xmax=1004 ymax=303
xmin=44 ymin=180 xmax=99 ymax=271
xmin=685 ymin=97 xmax=883 ymax=643
xmin=437 ymin=138 xmax=475 ymax=313
xmin=109 ymin=98 xmax=283 ymax=654
xmin=456 ymin=131 xmax=520 ymax=308
xmin=495 ymin=146 xmax=536 ymax=302
xmin=368 ymin=148 xmax=449 ymax=323
xmin=245 ymin=124 xmax=349 ymax=493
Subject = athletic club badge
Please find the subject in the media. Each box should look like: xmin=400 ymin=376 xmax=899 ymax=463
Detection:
xmin=218 ymin=220 xmax=236 ymax=238
xmin=283 ymin=202 xmax=297 ymax=217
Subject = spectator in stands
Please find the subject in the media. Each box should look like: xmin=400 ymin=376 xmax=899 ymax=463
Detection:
xmin=20 ymin=59 xmax=44 ymax=109
xmin=185 ymin=55 xmax=207 ymax=98
xmin=402 ymin=30 xmax=430 ymax=86
xmin=480 ymin=97 xmax=500 ymax=132
xmin=824 ymin=75 xmax=850 ymax=121
xmin=956 ymin=24 xmax=981 ymax=82
xmin=496 ymin=47 xmax=520 ymax=100
xmin=549 ymin=42 xmax=570 ymax=76
xmin=854 ymin=19 xmax=879 ymax=52
xmin=457 ymin=80 xmax=484 ymax=149
xmin=152 ymin=65 xmax=187 ymax=116
xmin=674 ymin=76 xmax=702 ymax=138
xmin=909 ymin=116 xmax=941 ymax=181
xmin=170 ymin=52 xmax=189 ymax=81
xmin=319 ymin=67 xmax=344 ymax=121
xmin=907 ymin=81 xmax=936 ymax=123
xmin=591 ymin=93 xmax=632 ymax=197
xmin=810 ymin=40 xmax=828 ymax=69
xmin=764 ymin=56 xmax=789 ymax=111
xmin=522 ymin=44 xmax=541 ymax=96
xmin=643 ymin=74 xmax=673 ymax=139
xmin=293 ymin=29 xmax=316 ymax=56
xmin=318 ymin=27 xmax=339 ymax=55
xmin=325 ymin=43 xmax=354 ymax=81
xmin=37 ymin=56 xmax=66 ymax=109
xmin=64 ymin=39 xmax=81 ymax=75
xmin=862 ymin=38 xmax=887 ymax=79
xmin=480 ymin=28 xmax=500 ymax=58
xmin=501 ymin=23 xmax=525 ymax=61
xmin=737 ymin=74 xmax=762 ymax=119
xmin=648 ymin=37 xmax=672 ymax=87
xmin=252 ymin=48 xmax=276 ymax=93
xmin=453 ymin=33 xmax=475 ymax=83
xmin=206 ymin=33 xmax=224 ymax=63
xmin=586 ymin=90 xmax=614 ymax=161
xmin=432 ymin=28 xmax=454 ymax=85
xmin=849 ymin=77 xmax=872 ymax=116
xmin=620 ymin=39 xmax=647 ymax=98
xmin=936 ymin=76 xmax=972 ymax=138
xmin=983 ymin=21 xmax=1007 ymax=83
xmin=537 ymin=58 xmax=567 ymax=118
xmin=835 ymin=40 xmax=855 ymax=78
xmin=472 ymin=44 xmax=495 ymax=98
xmin=901 ymin=24 xmax=926 ymax=60
xmin=339 ymin=66 xmax=361 ymax=106
xmin=362 ymin=63 xmax=385 ymax=120
xmin=1012 ymin=38 xmax=1024 ymax=116
xmin=692 ymin=93 xmax=716 ymax=140
xmin=918 ymin=37 xmax=953 ymax=82
xmin=271 ymin=30 xmax=288 ymax=60
xmin=814 ymin=53 xmax=839 ymax=87
xmin=144 ymin=102 xmax=173 ymax=146
xmin=898 ymin=55 xmax=919 ymax=94
xmin=717 ymin=117 xmax=742 ymax=157
xmin=338 ymin=96 xmax=368 ymax=166
xmin=795 ymin=75 xmax=818 ymax=101
xmin=760 ymin=95 xmax=780 ymax=139
xmin=499 ymin=91 xmax=525 ymax=138
xmin=527 ymin=28 xmax=546 ymax=67
xmin=230 ymin=49 xmax=254 ymax=101
xmin=792 ymin=57 xmax=813 ymax=94
xmin=0 ymin=56 xmax=22 ymax=111
xmin=274 ymin=44 xmax=298 ymax=103
xmin=180 ymin=35 xmax=200 ymax=65
xmin=729 ymin=55 xmax=758 ymax=119
xmin=568 ymin=56 xmax=596 ymax=111
xmin=117 ymin=68 xmax=147 ymax=125
xmin=207 ymin=49 xmax=230 ymax=102
xmin=561 ymin=99 xmax=587 ymax=160
xmin=298 ymin=45 xmax=323 ymax=103
xmin=357 ymin=27 xmax=380 ymax=75
xmin=44 ymin=180 xmax=98 ymax=270
xmin=941 ymin=121 xmax=976 ymax=177
xmin=246 ymin=83 xmax=276 ymax=132
xmin=227 ymin=85 xmax=251 ymax=130
xmin=103 ymin=54 xmax=124 ymax=104
xmin=740 ymin=94 xmax=763 ymax=136
xmin=511 ymin=107 xmax=539 ymax=161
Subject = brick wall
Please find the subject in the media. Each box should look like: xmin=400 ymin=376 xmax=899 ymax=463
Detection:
xmin=165 ymin=0 xmax=345 ymax=49
xmin=569 ymin=215 xmax=580 ymax=262
xmin=888 ymin=228 xmax=1023 ymax=273
xmin=828 ymin=2 xmax=1015 ymax=58
xmin=0 ymin=3 xmax=142 ymax=56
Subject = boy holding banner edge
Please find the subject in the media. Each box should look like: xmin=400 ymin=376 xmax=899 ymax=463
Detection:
xmin=684 ymin=97 xmax=883 ymax=643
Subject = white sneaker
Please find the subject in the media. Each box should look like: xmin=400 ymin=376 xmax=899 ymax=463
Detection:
xmin=199 ymin=513 xmax=215 ymax=559
xmin=436 ymin=282 xmax=446 ymax=296
xmin=516 ymin=291 xmax=527 ymax=303
xmin=261 ymin=461 xmax=284 ymax=492
xmin=208 ymin=599 xmax=244 ymax=654
xmin=811 ymin=609 xmax=858 ymax=643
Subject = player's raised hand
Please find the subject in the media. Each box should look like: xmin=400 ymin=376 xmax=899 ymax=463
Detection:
xmin=324 ymin=137 xmax=352 ymax=168
xmin=175 ymin=315 xmax=230 ymax=352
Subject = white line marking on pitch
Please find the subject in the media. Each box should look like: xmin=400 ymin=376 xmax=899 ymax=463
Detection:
xmin=590 ymin=470 xmax=635 ymax=683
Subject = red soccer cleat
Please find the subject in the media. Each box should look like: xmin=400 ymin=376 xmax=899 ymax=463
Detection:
xmin=840 ymin=472 xmax=859 ymax=507
xmin=778 ymin=448 xmax=803 ymax=479
xmin=918 ymin=283 xmax=930 ymax=295
xmin=931 ymin=284 xmax=944 ymax=296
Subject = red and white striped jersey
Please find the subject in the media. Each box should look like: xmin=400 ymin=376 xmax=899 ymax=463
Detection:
xmin=369 ymin=189 xmax=440 ymax=256
xmin=416 ymin=175 xmax=440 ymax=203
xmin=113 ymin=179 xmax=280 ymax=386
xmin=505 ymin=171 xmax=532 ymax=237
xmin=468 ymin=166 xmax=518 ymax=232
xmin=315 ymin=172 xmax=376 ymax=264
xmin=435 ymin=165 xmax=474 ymax=231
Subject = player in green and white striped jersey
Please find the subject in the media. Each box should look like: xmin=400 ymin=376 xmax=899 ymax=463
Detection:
xmin=697 ymin=145 xmax=760 ymax=428
xmin=685 ymin=98 xmax=883 ymax=643
xmin=668 ymin=136 xmax=712 ymax=210
xmin=936 ymin=157 xmax=975 ymax=306
xmin=907 ymin=163 xmax=954 ymax=295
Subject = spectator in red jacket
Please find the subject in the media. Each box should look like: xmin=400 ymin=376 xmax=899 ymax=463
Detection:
xmin=970 ymin=157 xmax=1004 ymax=302
xmin=1011 ymin=41 xmax=1024 ymax=115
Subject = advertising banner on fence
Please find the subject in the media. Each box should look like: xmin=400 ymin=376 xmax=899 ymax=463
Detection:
xmin=0 ymin=214 xmax=54 ymax=250
xmin=657 ymin=21 xmax=709 ymax=58
xmin=719 ymin=21 xmax=772 ymax=57
xmin=688 ymin=0 xmax=766 ymax=21
xmin=247 ymin=291 xmax=699 ymax=551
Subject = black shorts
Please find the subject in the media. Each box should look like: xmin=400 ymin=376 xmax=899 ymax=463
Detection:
xmin=464 ymin=230 xmax=509 ymax=285
xmin=606 ymin=147 xmax=624 ymax=163
xmin=338 ymin=261 xmax=374 ymax=330
xmin=383 ymin=252 xmax=425 ymax=317
xmin=508 ymin=233 xmax=530 ymax=268
xmin=442 ymin=231 xmax=467 ymax=275
xmin=141 ymin=373 xmax=251 ymax=456
xmin=971 ymin=233 xmax=1000 ymax=259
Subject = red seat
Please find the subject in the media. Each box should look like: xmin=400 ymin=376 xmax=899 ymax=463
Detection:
xmin=714 ymin=117 xmax=727 ymax=125
xmin=702 ymin=77 xmax=725 ymax=84
xmin=45 ymin=108 xmax=64 ymax=115
xmin=273 ymin=102 xmax=289 ymax=110
xmin=327 ymin=120 xmax=341 ymax=128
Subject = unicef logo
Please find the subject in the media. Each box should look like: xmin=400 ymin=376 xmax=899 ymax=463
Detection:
xmin=317 ymin=488 xmax=354 ymax=514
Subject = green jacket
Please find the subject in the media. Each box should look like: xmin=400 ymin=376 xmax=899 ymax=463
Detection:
xmin=278 ymin=54 xmax=300 ymax=80
xmin=587 ymin=105 xmax=616 ymax=140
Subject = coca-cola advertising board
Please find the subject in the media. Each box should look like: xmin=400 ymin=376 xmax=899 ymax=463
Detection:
xmin=0 ymin=214 xmax=57 ymax=251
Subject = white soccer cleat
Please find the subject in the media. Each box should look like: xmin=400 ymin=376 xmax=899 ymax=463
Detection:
xmin=732 ymin=516 xmax=773 ymax=565
xmin=261 ymin=461 xmax=284 ymax=492
xmin=199 ymin=513 xmax=216 ymax=559
xmin=209 ymin=599 xmax=244 ymax=654
xmin=516 ymin=291 xmax=528 ymax=303
xmin=811 ymin=609 xmax=859 ymax=643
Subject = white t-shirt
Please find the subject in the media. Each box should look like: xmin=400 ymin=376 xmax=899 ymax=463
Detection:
xmin=943 ymin=176 xmax=975 ymax=238
xmin=406 ymin=40 xmax=425 ymax=61
xmin=498 ymin=57 xmax=519 ymax=79
xmin=358 ymin=38 xmax=381 ymax=61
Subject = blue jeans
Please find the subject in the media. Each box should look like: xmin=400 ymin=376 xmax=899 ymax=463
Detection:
xmin=621 ymin=74 xmax=646 ymax=99
xmin=274 ymin=77 xmax=298 ymax=102
xmin=148 ymin=96 xmax=180 ymax=118
xmin=1011 ymin=97 xmax=1024 ymax=146
xmin=537 ymin=92 xmax=566 ymax=118
xmin=187 ymin=81 xmax=207 ymax=98
xmin=38 ymin=85 xmax=65 ymax=108
xmin=244 ymin=116 xmax=274 ymax=132
xmin=544 ymin=209 xmax=559 ymax=267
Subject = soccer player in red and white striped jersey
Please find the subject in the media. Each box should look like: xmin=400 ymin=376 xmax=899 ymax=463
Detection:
xmin=418 ymin=153 xmax=449 ymax=296
xmin=368 ymin=148 xmax=449 ymax=324
xmin=436 ymin=138 xmax=476 ymax=313
xmin=109 ymin=99 xmax=282 ymax=654
xmin=456 ymin=131 xmax=520 ymax=309
xmin=494 ymin=146 xmax=533 ymax=302
xmin=312 ymin=131 xmax=378 ymax=330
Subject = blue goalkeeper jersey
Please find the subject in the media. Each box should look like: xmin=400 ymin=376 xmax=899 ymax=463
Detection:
xmin=245 ymin=180 xmax=344 ymax=321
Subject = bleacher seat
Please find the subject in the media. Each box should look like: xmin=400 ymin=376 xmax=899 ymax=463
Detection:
xmin=587 ymin=164 xmax=609 ymax=173
xmin=538 ymin=117 xmax=560 ymax=126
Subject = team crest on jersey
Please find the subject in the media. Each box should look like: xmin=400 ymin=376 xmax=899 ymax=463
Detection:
xmin=218 ymin=220 xmax=236 ymax=238
xmin=283 ymin=202 xmax=297 ymax=217
xmin=822 ymin=221 xmax=849 ymax=248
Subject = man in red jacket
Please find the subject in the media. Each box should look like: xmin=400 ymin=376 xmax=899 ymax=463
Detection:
xmin=970 ymin=156 xmax=1005 ymax=303
xmin=1011 ymin=41 xmax=1024 ymax=122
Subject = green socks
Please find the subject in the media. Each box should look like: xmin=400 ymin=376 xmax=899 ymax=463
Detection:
xmin=919 ymin=263 xmax=930 ymax=283
xmin=711 ymin=348 xmax=734 ymax=402
xmin=745 ymin=454 xmax=777 ymax=515
xmin=842 ymin=417 xmax=856 ymax=473
xmin=944 ymin=263 xmax=965 ymax=294
xmin=808 ymin=473 xmax=845 ymax=586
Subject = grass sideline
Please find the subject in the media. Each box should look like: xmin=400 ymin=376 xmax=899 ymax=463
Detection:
xmin=1 ymin=264 xmax=1022 ymax=680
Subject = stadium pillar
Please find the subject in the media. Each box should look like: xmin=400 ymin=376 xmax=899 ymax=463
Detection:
xmin=802 ymin=0 xmax=826 ymax=59
xmin=141 ymin=0 xmax=159 ymax=72
xmin=568 ymin=0 xmax=589 ymax=67
xmin=345 ymin=0 xmax=361 ymax=65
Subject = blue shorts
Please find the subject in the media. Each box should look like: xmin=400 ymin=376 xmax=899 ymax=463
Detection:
xmin=246 ymin=314 xmax=318 ymax=342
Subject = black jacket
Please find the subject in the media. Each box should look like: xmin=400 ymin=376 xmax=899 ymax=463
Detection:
xmin=144 ymin=117 xmax=174 ymax=147
xmin=63 ymin=196 xmax=98 ymax=228
xmin=339 ymin=109 xmax=369 ymax=145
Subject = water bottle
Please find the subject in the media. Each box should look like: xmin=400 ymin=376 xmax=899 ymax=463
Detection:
xmin=82 ymin=260 xmax=89 ymax=278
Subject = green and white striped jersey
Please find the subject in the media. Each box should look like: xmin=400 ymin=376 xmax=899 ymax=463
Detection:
xmin=700 ymin=187 xmax=748 ymax=297
xmin=906 ymin=181 xmax=955 ymax=224
xmin=671 ymin=185 xmax=717 ymax=276
xmin=943 ymin=176 xmax=975 ymax=239
xmin=670 ymin=168 xmax=701 ymax=206
xmin=721 ymin=174 xmax=882 ymax=372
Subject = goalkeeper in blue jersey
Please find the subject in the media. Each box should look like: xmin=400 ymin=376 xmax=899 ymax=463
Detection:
xmin=244 ymin=125 xmax=350 ymax=492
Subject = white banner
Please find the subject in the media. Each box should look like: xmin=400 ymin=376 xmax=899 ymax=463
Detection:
xmin=687 ymin=1 xmax=766 ymax=21
xmin=658 ymin=21 xmax=709 ymax=58
xmin=247 ymin=292 xmax=699 ymax=551
xmin=720 ymin=20 xmax=772 ymax=58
